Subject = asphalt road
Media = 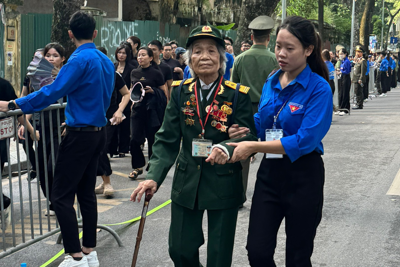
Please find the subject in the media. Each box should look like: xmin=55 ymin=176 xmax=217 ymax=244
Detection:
xmin=2 ymin=84 xmax=400 ymax=266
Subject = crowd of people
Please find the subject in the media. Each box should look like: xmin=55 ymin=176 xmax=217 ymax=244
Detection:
xmin=0 ymin=10 xmax=399 ymax=267
xmin=324 ymin=45 xmax=400 ymax=115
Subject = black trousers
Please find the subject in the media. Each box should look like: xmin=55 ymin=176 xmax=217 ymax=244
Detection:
xmin=108 ymin=108 xmax=130 ymax=155
xmin=392 ymin=70 xmax=397 ymax=88
xmin=97 ymin=123 xmax=116 ymax=177
xmin=376 ymin=70 xmax=382 ymax=94
xmin=51 ymin=129 xmax=105 ymax=253
xmin=21 ymin=134 xmax=36 ymax=172
xmin=387 ymin=68 xmax=392 ymax=91
xmin=130 ymin=106 xmax=160 ymax=169
xmin=339 ymin=74 xmax=351 ymax=112
xmin=328 ymin=80 xmax=335 ymax=95
xmin=397 ymin=68 xmax=400 ymax=82
xmin=37 ymin=125 xmax=61 ymax=211
xmin=247 ymin=152 xmax=324 ymax=267
xmin=364 ymin=76 xmax=369 ymax=100
xmin=381 ymin=72 xmax=390 ymax=93
xmin=354 ymin=83 xmax=364 ymax=108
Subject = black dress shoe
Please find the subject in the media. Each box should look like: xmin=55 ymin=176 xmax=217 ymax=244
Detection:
xmin=352 ymin=106 xmax=363 ymax=109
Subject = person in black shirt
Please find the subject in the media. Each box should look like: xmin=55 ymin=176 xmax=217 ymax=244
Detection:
xmin=128 ymin=47 xmax=166 ymax=179
xmin=127 ymin=36 xmax=141 ymax=66
xmin=162 ymin=43 xmax=184 ymax=81
xmin=108 ymin=43 xmax=135 ymax=158
xmin=95 ymin=47 xmax=131 ymax=197
xmin=148 ymin=40 xmax=171 ymax=100
xmin=1 ymin=77 xmax=38 ymax=230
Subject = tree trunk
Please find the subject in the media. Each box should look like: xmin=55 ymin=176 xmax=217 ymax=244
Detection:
xmin=234 ymin=0 xmax=280 ymax=54
xmin=359 ymin=0 xmax=375 ymax=49
xmin=318 ymin=0 xmax=324 ymax=43
xmin=353 ymin=0 xmax=361 ymax=47
xmin=385 ymin=7 xmax=400 ymax=49
xmin=51 ymin=0 xmax=82 ymax=59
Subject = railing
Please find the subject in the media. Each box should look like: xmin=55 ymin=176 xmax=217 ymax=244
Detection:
xmin=0 ymin=103 xmax=122 ymax=259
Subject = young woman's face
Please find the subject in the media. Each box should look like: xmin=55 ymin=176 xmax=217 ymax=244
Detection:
xmin=117 ymin=48 xmax=127 ymax=62
xmin=137 ymin=50 xmax=152 ymax=67
xmin=275 ymin=29 xmax=312 ymax=74
xmin=45 ymin=48 xmax=65 ymax=69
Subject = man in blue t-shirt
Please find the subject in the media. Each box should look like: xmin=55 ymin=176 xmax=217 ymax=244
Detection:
xmin=0 ymin=12 xmax=114 ymax=267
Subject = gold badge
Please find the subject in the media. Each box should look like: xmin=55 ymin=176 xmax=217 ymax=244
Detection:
xmin=202 ymin=26 xmax=212 ymax=33
xmin=205 ymin=105 xmax=211 ymax=113
xmin=190 ymin=94 xmax=196 ymax=102
xmin=218 ymin=85 xmax=225 ymax=95
xmin=211 ymin=120 xmax=218 ymax=127
xmin=189 ymin=83 xmax=195 ymax=92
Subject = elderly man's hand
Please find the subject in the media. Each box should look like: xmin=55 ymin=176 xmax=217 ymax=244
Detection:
xmin=228 ymin=124 xmax=249 ymax=139
xmin=227 ymin=142 xmax=254 ymax=163
xmin=130 ymin=180 xmax=157 ymax=203
xmin=205 ymin=147 xmax=228 ymax=165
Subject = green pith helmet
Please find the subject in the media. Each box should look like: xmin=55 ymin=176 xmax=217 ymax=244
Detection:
xmin=186 ymin=25 xmax=225 ymax=49
xmin=248 ymin=15 xmax=275 ymax=30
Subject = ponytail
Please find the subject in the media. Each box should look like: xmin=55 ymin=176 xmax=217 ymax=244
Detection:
xmin=277 ymin=16 xmax=329 ymax=82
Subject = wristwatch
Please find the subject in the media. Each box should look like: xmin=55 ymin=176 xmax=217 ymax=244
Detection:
xmin=8 ymin=100 xmax=16 ymax=111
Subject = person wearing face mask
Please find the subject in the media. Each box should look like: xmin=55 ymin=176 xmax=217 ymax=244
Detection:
xmin=351 ymin=45 xmax=367 ymax=110
xmin=227 ymin=16 xmax=332 ymax=266
xmin=338 ymin=48 xmax=351 ymax=115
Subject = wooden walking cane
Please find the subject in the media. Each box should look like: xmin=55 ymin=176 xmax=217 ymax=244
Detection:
xmin=131 ymin=190 xmax=153 ymax=267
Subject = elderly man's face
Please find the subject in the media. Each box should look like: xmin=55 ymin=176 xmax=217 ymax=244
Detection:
xmin=191 ymin=39 xmax=220 ymax=77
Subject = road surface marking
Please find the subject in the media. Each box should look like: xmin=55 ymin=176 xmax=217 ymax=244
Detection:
xmin=387 ymin=168 xmax=400 ymax=195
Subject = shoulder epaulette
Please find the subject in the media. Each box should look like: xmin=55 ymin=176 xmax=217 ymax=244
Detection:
xmin=184 ymin=78 xmax=194 ymax=85
xmin=172 ymin=80 xmax=182 ymax=87
xmin=224 ymin=80 xmax=250 ymax=94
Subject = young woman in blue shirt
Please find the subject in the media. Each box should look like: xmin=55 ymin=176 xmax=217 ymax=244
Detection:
xmin=380 ymin=52 xmax=391 ymax=95
xmin=338 ymin=48 xmax=351 ymax=113
xmin=228 ymin=16 xmax=332 ymax=266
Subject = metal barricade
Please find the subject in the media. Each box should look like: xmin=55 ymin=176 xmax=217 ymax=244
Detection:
xmin=0 ymin=103 xmax=122 ymax=259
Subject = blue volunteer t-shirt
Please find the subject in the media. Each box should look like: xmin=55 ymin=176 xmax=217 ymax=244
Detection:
xmin=325 ymin=61 xmax=335 ymax=80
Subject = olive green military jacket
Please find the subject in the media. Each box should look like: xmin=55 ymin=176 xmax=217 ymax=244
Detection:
xmin=352 ymin=58 xmax=367 ymax=84
xmin=146 ymin=78 xmax=258 ymax=210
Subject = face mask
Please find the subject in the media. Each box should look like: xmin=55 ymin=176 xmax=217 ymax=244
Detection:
xmin=339 ymin=55 xmax=344 ymax=60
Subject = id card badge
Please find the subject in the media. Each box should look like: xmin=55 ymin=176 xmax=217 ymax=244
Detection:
xmin=265 ymin=129 xmax=284 ymax=159
xmin=192 ymin=139 xmax=213 ymax=157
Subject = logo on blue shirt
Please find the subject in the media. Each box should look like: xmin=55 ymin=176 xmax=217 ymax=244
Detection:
xmin=289 ymin=102 xmax=303 ymax=113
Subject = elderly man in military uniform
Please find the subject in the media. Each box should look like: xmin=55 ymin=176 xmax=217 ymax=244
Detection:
xmin=231 ymin=15 xmax=278 ymax=205
xmin=352 ymin=45 xmax=368 ymax=109
xmin=131 ymin=25 xmax=257 ymax=267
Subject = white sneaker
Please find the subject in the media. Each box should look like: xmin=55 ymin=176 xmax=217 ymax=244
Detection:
xmin=334 ymin=111 xmax=340 ymax=115
xmin=339 ymin=111 xmax=346 ymax=116
xmin=45 ymin=209 xmax=56 ymax=216
xmin=103 ymin=184 xmax=115 ymax=197
xmin=58 ymin=255 xmax=89 ymax=267
xmin=364 ymin=99 xmax=368 ymax=103
xmin=85 ymin=251 xmax=100 ymax=267
xmin=94 ymin=183 xmax=104 ymax=194
xmin=0 ymin=206 xmax=11 ymax=231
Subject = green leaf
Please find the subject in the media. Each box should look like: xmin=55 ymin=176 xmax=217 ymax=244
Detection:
xmin=215 ymin=23 xmax=235 ymax=31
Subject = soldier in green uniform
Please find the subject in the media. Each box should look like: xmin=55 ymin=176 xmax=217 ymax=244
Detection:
xmin=131 ymin=25 xmax=257 ymax=267
xmin=231 ymin=15 xmax=278 ymax=205
xmin=352 ymin=45 xmax=367 ymax=109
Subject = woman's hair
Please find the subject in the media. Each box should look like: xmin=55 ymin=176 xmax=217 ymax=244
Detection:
xmin=137 ymin=47 xmax=159 ymax=69
xmin=276 ymin=16 xmax=329 ymax=81
xmin=339 ymin=48 xmax=348 ymax=57
xmin=44 ymin=42 xmax=66 ymax=59
xmin=386 ymin=52 xmax=391 ymax=60
xmin=128 ymin=36 xmax=141 ymax=50
xmin=115 ymin=44 xmax=132 ymax=63
xmin=322 ymin=49 xmax=330 ymax=61
xmin=183 ymin=39 xmax=227 ymax=79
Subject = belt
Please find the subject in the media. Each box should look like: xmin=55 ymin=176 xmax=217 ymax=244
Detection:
xmin=66 ymin=126 xmax=103 ymax=132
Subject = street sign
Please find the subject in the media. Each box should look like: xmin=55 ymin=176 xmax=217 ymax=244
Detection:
xmin=390 ymin=37 xmax=398 ymax=45
xmin=0 ymin=117 xmax=14 ymax=140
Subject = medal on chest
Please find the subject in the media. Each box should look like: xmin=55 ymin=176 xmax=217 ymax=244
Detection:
xmin=182 ymin=94 xmax=196 ymax=126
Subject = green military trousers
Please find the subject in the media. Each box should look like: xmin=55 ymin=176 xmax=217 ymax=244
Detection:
xmin=168 ymin=201 xmax=239 ymax=267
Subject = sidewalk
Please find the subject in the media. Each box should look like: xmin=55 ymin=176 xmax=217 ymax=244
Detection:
xmin=3 ymin=139 xmax=27 ymax=175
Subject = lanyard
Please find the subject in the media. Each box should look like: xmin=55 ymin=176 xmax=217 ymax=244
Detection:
xmin=194 ymin=76 xmax=223 ymax=138
xmin=273 ymin=90 xmax=294 ymax=129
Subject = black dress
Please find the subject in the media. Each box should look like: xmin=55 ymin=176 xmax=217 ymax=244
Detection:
xmin=108 ymin=62 xmax=135 ymax=155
